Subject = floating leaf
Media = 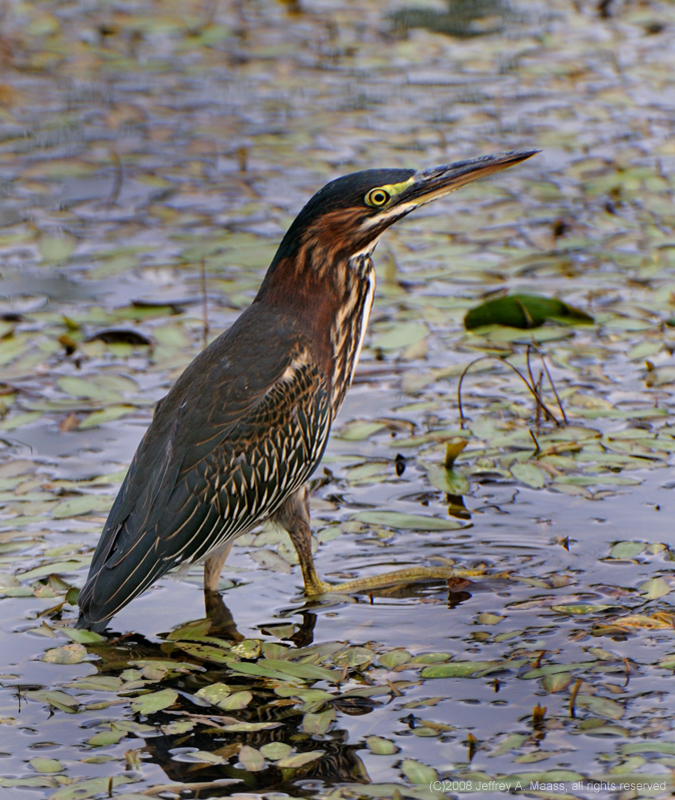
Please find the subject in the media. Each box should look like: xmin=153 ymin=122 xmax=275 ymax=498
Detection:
xmin=542 ymin=673 xmax=573 ymax=693
xmin=575 ymin=694 xmax=624 ymax=720
xmin=78 ymin=405 xmax=136 ymax=429
xmin=374 ymin=321 xmax=428 ymax=350
xmin=424 ymin=464 xmax=470 ymax=495
xmin=61 ymin=628 xmax=107 ymax=645
xmin=608 ymin=541 xmax=645 ymax=559
xmin=401 ymin=759 xmax=437 ymax=784
xmin=0 ymin=778 xmax=58 ymax=789
xmin=230 ymin=638 xmax=261 ymax=659
xmin=302 ymin=708 xmax=335 ymax=735
xmin=490 ymin=734 xmax=528 ymax=757
xmin=551 ymin=604 xmax=611 ymax=615
xmin=476 ymin=612 xmax=504 ymax=625
xmin=639 ymin=578 xmax=670 ymax=599
xmin=217 ymin=690 xmax=252 ymax=710
xmin=259 ymin=658 xmax=341 ymax=683
xmin=187 ymin=750 xmax=224 ymax=764
xmin=26 ymin=690 xmax=78 ymax=713
xmin=510 ymin=462 xmax=546 ymax=488
xmin=337 ymin=420 xmax=388 ymax=441
xmin=43 ymin=644 xmax=88 ymax=664
xmin=52 ymin=495 xmax=111 ymax=519
xmin=379 ymin=649 xmax=412 ymax=668
xmin=56 ymin=376 xmax=122 ymax=402
xmin=45 ymin=776 xmax=132 ymax=800
xmin=260 ymin=742 xmax=293 ymax=760
xmin=274 ymin=686 xmax=334 ymax=703
xmin=465 ymin=294 xmax=594 ymax=330
xmin=130 ymin=689 xmax=178 ymax=715
xmin=621 ymin=742 xmax=675 ymax=756
xmin=29 ymin=758 xmax=63 ymax=773
xmin=421 ymin=661 xmax=496 ymax=678
xmin=276 ymin=750 xmax=323 ymax=768
xmin=333 ymin=647 xmax=375 ymax=668
xmin=366 ymin=736 xmax=399 ymax=755
xmin=524 ymin=662 xmax=600 ymax=681
xmin=167 ymin=619 xmax=215 ymax=641
xmin=87 ymin=729 xmax=127 ymax=747
xmin=239 ymin=745 xmax=265 ymax=771
xmin=354 ymin=511 xmax=463 ymax=531
xmin=220 ymin=721 xmax=279 ymax=732
xmin=195 ymin=683 xmax=231 ymax=706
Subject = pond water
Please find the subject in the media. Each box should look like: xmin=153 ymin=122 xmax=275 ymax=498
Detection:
xmin=0 ymin=0 xmax=674 ymax=798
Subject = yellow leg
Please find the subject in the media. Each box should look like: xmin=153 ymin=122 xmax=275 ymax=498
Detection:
xmin=273 ymin=487 xmax=500 ymax=597
xmin=272 ymin=486 xmax=331 ymax=595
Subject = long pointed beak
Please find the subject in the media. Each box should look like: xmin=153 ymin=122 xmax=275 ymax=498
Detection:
xmin=398 ymin=149 xmax=539 ymax=209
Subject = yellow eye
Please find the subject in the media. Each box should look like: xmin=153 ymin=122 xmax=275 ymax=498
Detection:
xmin=365 ymin=188 xmax=391 ymax=207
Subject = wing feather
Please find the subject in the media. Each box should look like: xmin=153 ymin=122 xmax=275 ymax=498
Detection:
xmin=78 ymin=305 xmax=331 ymax=628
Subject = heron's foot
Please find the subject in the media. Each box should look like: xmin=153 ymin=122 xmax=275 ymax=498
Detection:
xmin=302 ymin=574 xmax=334 ymax=596
xmin=319 ymin=565 xmax=498 ymax=595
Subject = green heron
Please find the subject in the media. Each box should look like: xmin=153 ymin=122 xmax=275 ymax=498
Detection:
xmin=77 ymin=149 xmax=537 ymax=631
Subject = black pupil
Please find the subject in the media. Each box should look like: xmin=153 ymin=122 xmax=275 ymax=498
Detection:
xmin=374 ymin=191 xmax=386 ymax=203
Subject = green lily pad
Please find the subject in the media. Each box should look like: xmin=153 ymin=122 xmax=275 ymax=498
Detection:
xmin=465 ymin=294 xmax=594 ymax=329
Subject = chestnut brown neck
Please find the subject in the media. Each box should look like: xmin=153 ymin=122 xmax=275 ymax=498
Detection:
xmin=255 ymin=247 xmax=376 ymax=416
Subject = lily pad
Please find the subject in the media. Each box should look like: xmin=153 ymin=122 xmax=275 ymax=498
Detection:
xmin=464 ymin=294 xmax=594 ymax=329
